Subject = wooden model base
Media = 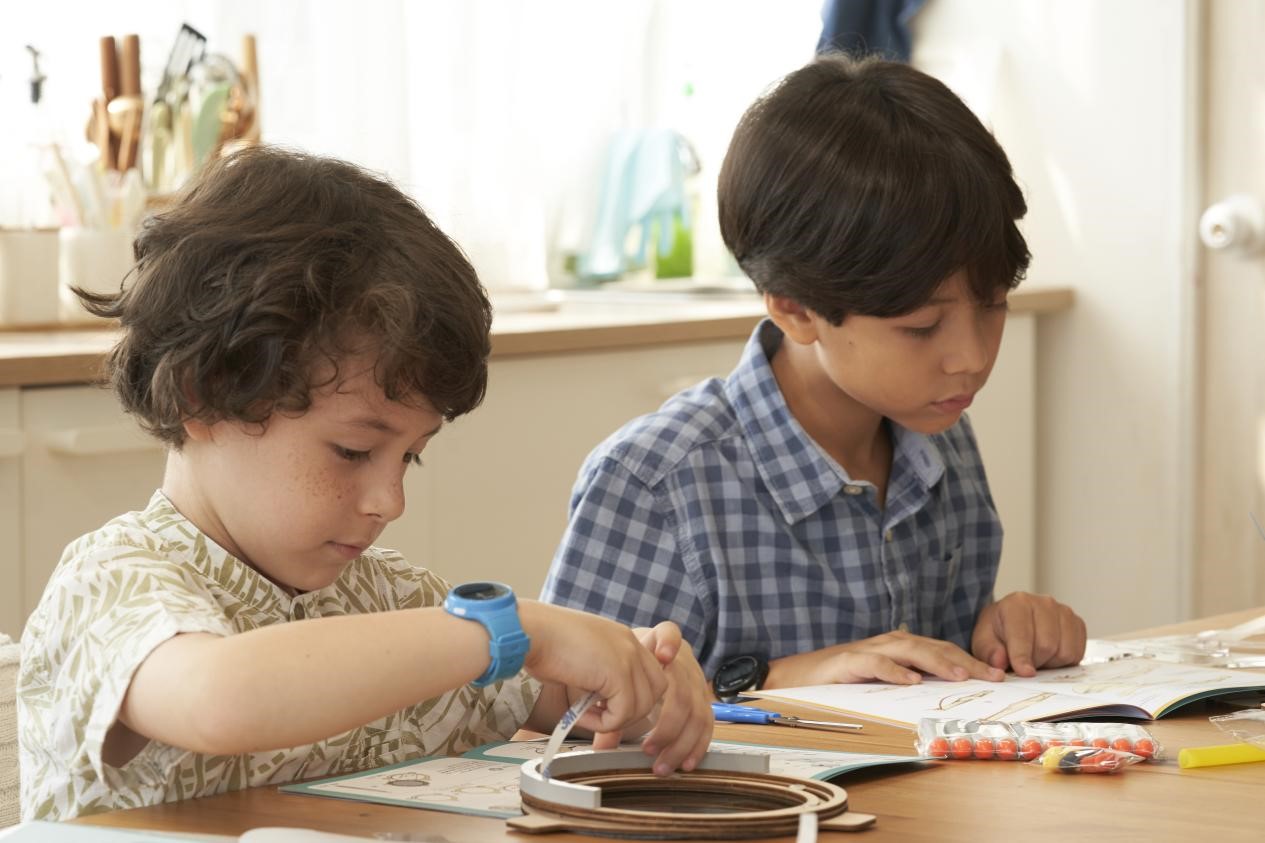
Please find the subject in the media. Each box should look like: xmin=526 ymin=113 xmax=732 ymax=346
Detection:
xmin=509 ymin=750 xmax=876 ymax=838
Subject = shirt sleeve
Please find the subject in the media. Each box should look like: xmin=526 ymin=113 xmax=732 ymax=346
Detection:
xmin=540 ymin=455 xmax=713 ymax=662
xmin=19 ymin=540 xmax=235 ymax=786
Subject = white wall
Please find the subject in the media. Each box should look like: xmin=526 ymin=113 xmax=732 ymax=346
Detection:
xmin=912 ymin=0 xmax=1196 ymax=635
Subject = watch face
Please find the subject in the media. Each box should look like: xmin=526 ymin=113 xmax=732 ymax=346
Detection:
xmin=713 ymin=654 xmax=768 ymax=700
xmin=454 ymin=582 xmax=509 ymax=601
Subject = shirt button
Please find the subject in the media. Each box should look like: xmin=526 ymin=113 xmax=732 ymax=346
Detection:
xmin=897 ymin=622 xmax=909 ymax=633
xmin=843 ymin=484 xmax=864 ymax=495
xmin=884 ymin=529 xmax=894 ymax=542
xmin=292 ymin=602 xmax=306 ymax=620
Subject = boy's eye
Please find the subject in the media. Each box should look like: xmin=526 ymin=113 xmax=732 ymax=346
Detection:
xmin=903 ymin=322 xmax=940 ymax=338
xmin=335 ymin=446 xmax=371 ymax=462
xmin=333 ymin=446 xmax=424 ymax=467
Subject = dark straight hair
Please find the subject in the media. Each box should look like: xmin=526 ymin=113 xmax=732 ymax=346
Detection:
xmin=718 ymin=54 xmax=1031 ymax=324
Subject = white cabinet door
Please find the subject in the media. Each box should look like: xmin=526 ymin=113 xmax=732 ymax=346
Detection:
xmin=20 ymin=386 xmax=166 ymax=624
xmin=1 ymin=325 xmax=1034 ymax=633
xmin=0 ymin=389 xmax=22 ymax=637
xmin=377 ymin=339 xmax=747 ymax=594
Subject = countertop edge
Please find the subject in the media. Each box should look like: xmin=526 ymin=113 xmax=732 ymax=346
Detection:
xmin=491 ymin=286 xmax=1074 ymax=358
xmin=0 ymin=287 xmax=1074 ymax=388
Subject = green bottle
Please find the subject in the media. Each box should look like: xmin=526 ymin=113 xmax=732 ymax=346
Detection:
xmin=654 ymin=212 xmax=693 ymax=279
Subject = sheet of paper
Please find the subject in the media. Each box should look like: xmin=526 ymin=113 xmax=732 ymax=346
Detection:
xmin=751 ymin=658 xmax=1265 ymax=727
xmin=704 ymin=740 xmax=924 ymax=779
xmin=282 ymin=756 xmax=525 ymax=819
xmin=239 ymin=831 xmax=384 ymax=843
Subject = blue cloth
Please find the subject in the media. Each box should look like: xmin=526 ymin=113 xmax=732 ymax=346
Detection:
xmin=817 ymin=0 xmax=926 ymax=62
xmin=541 ymin=319 xmax=1002 ymax=679
xmin=578 ymin=129 xmax=692 ymax=282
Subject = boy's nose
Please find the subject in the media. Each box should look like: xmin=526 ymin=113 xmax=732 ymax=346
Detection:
xmin=943 ymin=322 xmax=992 ymax=375
xmin=362 ymin=475 xmax=406 ymax=523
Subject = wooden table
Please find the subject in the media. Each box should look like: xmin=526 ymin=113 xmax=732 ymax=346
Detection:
xmin=79 ymin=609 xmax=1265 ymax=841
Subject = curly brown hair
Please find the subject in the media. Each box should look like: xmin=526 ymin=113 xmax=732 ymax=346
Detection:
xmin=78 ymin=146 xmax=492 ymax=448
xmin=718 ymin=54 xmax=1030 ymax=324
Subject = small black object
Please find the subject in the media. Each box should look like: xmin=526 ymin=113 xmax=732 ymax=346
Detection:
xmin=25 ymin=45 xmax=46 ymax=104
xmin=712 ymin=654 xmax=769 ymax=703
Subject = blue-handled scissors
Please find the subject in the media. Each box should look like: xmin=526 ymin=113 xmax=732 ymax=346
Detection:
xmin=711 ymin=702 xmax=864 ymax=732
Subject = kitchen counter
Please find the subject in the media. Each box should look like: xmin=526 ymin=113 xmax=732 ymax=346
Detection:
xmin=0 ymin=286 xmax=1072 ymax=388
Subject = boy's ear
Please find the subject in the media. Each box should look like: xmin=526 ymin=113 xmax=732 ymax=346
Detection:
xmin=764 ymin=293 xmax=821 ymax=345
xmin=182 ymin=417 xmax=215 ymax=444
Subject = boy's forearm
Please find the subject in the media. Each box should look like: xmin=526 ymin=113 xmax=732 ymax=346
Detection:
xmin=121 ymin=608 xmax=495 ymax=755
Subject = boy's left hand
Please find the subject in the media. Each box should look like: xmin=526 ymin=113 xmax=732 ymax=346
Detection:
xmin=971 ymin=592 xmax=1087 ymax=677
xmin=589 ymin=621 xmax=713 ymax=775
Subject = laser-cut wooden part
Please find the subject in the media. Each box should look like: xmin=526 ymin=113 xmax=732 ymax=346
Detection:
xmin=510 ymin=750 xmax=876 ymax=838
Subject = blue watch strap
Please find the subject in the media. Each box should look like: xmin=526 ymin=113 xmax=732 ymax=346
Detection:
xmin=443 ymin=582 xmax=531 ymax=687
xmin=476 ymin=627 xmax=531 ymax=687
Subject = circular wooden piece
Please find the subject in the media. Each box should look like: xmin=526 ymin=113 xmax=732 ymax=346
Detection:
xmin=514 ymin=766 xmax=863 ymax=839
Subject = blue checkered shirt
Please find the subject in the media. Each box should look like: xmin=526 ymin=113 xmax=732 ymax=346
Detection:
xmin=541 ymin=319 xmax=1002 ymax=679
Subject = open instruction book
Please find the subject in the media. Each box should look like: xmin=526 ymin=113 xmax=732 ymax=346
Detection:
xmin=750 ymin=657 xmax=1265 ymax=728
xmin=279 ymin=737 xmax=923 ymax=819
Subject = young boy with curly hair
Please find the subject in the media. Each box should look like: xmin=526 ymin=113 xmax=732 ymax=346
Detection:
xmin=18 ymin=147 xmax=711 ymax=821
xmin=542 ymin=55 xmax=1086 ymax=694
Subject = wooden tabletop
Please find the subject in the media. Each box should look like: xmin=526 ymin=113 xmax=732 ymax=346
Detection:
xmin=76 ymin=604 xmax=1256 ymax=842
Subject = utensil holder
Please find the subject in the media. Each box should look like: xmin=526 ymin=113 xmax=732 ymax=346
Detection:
xmin=0 ymin=229 xmax=61 ymax=327
xmin=58 ymin=227 xmax=134 ymax=323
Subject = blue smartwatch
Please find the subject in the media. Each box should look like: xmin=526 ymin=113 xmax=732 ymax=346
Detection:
xmin=443 ymin=581 xmax=531 ymax=687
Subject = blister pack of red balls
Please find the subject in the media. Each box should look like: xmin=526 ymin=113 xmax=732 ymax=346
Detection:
xmin=916 ymin=717 xmax=1161 ymax=761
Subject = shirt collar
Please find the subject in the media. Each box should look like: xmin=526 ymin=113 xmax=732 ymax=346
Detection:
xmin=723 ymin=319 xmax=945 ymax=524
xmin=140 ymin=489 xmax=313 ymax=617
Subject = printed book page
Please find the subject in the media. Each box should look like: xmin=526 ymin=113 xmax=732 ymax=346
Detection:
xmin=750 ymin=658 xmax=1265 ymax=727
xmin=282 ymin=738 xmax=924 ymax=818
xmin=282 ymin=756 xmax=524 ymax=818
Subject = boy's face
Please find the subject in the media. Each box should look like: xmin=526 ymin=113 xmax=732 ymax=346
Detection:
xmin=779 ymin=271 xmax=1008 ymax=436
xmin=182 ymin=353 xmax=443 ymax=594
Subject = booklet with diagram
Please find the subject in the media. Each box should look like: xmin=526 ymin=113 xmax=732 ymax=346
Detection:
xmin=749 ymin=657 xmax=1265 ymax=728
xmin=279 ymin=738 xmax=923 ymax=819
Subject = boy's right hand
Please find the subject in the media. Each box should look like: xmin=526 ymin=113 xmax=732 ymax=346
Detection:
xmin=763 ymin=630 xmax=1005 ymax=689
xmin=518 ymin=600 xmax=672 ymax=733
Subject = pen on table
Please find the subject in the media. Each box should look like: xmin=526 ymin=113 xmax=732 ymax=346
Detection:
xmin=711 ymin=702 xmax=864 ymax=733
xmin=1177 ymin=742 xmax=1265 ymax=768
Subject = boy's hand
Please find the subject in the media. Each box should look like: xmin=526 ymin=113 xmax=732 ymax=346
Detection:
xmin=519 ymin=601 xmax=670 ymax=738
xmin=764 ymin=630 xmax=1005 ymax=689
xmin=970 ymin=592 xmax=1087 ymax=677
xmin=589 ymin=621 xmax=713 ymax=775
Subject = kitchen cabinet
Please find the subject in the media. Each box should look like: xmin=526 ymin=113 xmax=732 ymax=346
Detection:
xmin=379 ymin=338 xmax=749 ymax=595
xmin=383 ymin=315 xmax=1039 ymax=602
xmin=0 ymin=317 xmax=1039 ymax=636
xmin=16 ymin=386 xmax=166 ymax=634
xmin=0 ymin=389 xmax=21 ymax=637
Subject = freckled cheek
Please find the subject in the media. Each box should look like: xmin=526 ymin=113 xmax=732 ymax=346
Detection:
xmin=296 ymin=463 xmax=353 ymax=505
